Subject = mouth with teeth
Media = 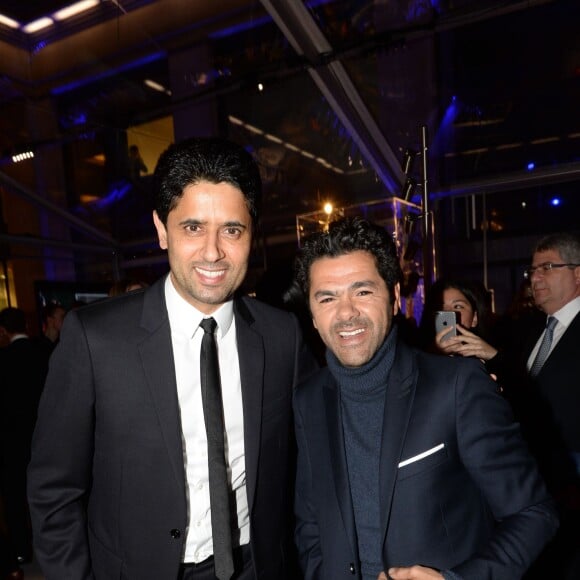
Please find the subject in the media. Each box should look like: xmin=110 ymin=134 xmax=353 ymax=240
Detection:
xmin=338 ymin=327 xmax=365 ymax=339
xmin=195 ymin=266 xmax=227 ymax=283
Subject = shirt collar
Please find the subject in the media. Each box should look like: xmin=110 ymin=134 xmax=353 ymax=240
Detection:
xmin=164 ymin=274 xmax=234 ymax=339
xmin=551 ymin=295 xmax=580 ymax=329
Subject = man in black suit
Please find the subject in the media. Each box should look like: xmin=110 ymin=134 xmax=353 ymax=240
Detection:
xmin=0 ymin=308 xmax=49 ymax=572
xmin=291 ymin=217 xmax=557 ymax=580
xmin=38 ymin=303 xmax=66 ymax=355
xmin=28 ymin=137 xmax=316 ymax=580
xmin=492 ymin=231 xmax=580 ymax=579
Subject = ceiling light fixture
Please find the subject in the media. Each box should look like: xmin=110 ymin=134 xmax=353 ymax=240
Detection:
xmin=227 ymin=115 xmax=346 ymax=175
xmin=264 ymin=133 xmax=282 ymax=144
xmin=144 ymin=79 xmax=171 ymax=95
xmin=23 ymin=17 xmax=54 ymax=33
xmin=53 ymin=0 xmax=100 ymax=21
xmin=0 ymin=14 xmax=19 ymax=29
xmin=144 ymin=79 xmax=165 ymax=92
xmin=12 ymin=151 xmax=35 ymax=163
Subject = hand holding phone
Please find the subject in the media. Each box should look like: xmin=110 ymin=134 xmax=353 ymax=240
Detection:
xmin=434 ymin=311 xmax=457 ymax=341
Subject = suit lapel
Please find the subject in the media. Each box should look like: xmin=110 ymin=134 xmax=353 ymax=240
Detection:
xmin=522 ymin=314 xmax=547 ymax=363
xmin=323 ymin=378 xmax=358 ymax=558
xmin=538 ymin=310 xmax=580 ymax=376
xmin=138 ymin=279 xmax=186 ymax=496
xmin=378 ymin=341 xmax=416 ymax=549
xmin=234 ymin=298 xmax=264 ymax=514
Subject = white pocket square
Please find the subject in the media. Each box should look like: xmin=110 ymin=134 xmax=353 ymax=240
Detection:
xmin=398 ymin=443 xmax=445 ymax=468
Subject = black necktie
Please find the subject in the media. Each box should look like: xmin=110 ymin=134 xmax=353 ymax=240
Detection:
xmin=199 ymin=317 xmax=234 ymax=580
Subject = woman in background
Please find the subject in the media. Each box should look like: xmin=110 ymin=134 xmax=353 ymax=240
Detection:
xmin=419 ymin=278 xmax=499 ymax=364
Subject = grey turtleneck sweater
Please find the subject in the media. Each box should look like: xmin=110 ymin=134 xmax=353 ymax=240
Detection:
xmin=326 ymin=325 xmax=398 ymax=580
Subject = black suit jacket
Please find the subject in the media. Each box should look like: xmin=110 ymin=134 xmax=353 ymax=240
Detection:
xmin=294 ymin=339 xmax=558 ymax=579
xmin=492 ymin=310 xmax=580 ymax=491
xmin=28 ymin=277 xmax=316 ymax=579
xmin=0 ymin=336 xmax=48 ymax=460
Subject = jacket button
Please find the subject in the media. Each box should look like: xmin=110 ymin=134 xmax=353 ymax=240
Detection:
xmin=170 ymin=529 xmax=181 ymax=539
xmin=349 ymin=562 xmax=356 ymax=574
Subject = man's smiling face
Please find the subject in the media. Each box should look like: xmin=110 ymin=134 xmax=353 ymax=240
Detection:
xmin=308 ymin=250 xmax=400 ymax=367
xmin=153 ymin=180 xmax=252 ymax=314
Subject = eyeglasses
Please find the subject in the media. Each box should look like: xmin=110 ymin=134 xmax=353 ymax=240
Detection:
xmin=523 ymin=262 xmax=580 ymax=280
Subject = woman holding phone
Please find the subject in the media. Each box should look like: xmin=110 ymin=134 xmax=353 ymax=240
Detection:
xmin=419 ymin=279 xmax=499 ymax=364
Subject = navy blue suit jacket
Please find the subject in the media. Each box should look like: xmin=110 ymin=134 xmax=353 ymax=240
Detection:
xmin=294 ymin=337 xmax=558 ymax=579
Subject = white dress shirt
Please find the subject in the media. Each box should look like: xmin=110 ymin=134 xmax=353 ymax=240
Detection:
xmin=164 ymin=276 xmax=249 ymax=563
xmin=527 ymin=295 xmax=580 ymax=371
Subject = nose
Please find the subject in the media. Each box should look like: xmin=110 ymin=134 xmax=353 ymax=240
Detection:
xmin=201 ymin=230 xmax=225 ymax=262
xmin=336 ymin=295 xmax=359 ymax=320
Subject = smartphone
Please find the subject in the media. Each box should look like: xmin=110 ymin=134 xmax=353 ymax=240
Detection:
xmin=434 ymin=311 xmax=457 ymax=341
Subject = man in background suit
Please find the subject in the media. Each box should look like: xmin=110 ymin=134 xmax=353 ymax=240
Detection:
xmin=38 ymin=303 xmax=66 ymax=355
xmin=0 ymin=307 xmax=49 ymax=574
xmin=28 ymin=137 xmax=316 ymax=580
xmin=492 ymin=231 xmax=580 ymax=579
xmin=291 ymin=216 xmax=558 ymax=580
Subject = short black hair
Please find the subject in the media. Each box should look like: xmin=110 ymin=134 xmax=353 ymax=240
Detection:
xmin=0 ymin=307 xmax=27 ymax=334
xmin=153 ymin=137 xmax=262 ymax=230
xmin=294 ymin=216 xmax=402 ymax=301
xmin=41 ymin=303 xmax=65 ymax=323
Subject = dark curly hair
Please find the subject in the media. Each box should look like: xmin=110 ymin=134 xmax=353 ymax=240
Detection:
xmin=293 ymin=216 xmax=402 ymax=302
xmin=153 ymin=137 xmax=262 ymax=230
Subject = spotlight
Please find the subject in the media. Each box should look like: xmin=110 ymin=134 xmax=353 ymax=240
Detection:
xmin=550 ymin=198 xmax=561 ymax=207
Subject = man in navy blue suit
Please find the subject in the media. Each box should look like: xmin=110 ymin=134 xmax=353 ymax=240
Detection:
xmin=292 ymin=216 xmax=558 ymax=580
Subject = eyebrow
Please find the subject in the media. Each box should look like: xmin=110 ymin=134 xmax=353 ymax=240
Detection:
xmin=351 ymin=279 xmax=379 ymax=291
xmin=313 ymin=289 xmax=336 ymax=300
xmin=312 ymin=279 xmax=380 ymax=300
xmin=177 ymin=218 xmax=248 ymax=229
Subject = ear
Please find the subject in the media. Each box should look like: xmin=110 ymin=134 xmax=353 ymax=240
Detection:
xmin=153 ymin=211 xmax=168 ymax=250
xmin=472 ymin=311 xmax=479 ymax=328
xmin=393 ymin=282 xmax=401 ymax=316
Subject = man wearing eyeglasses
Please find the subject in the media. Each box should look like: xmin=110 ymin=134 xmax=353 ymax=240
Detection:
xmin=500 ymin=231 xmax=580 ymax=579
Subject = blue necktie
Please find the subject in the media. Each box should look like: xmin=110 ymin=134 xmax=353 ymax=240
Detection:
xmin=529 ymin=316 xmax=557 ymax=377
xmin=199 ymin=317 xmax=234 ymax=580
